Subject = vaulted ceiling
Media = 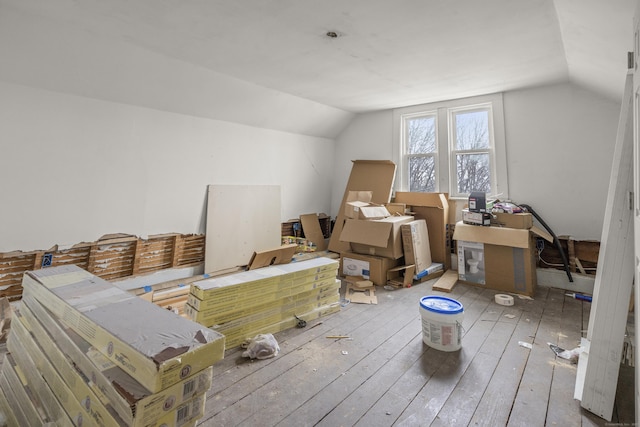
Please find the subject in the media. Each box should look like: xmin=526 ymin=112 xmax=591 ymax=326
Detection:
xmin=2 ymin=0 xmax=636 ymax=113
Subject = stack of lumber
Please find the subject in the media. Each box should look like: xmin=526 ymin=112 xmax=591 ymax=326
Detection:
xmin=0 ymin=265 xmax=225 ymax=426
xmin=186 ymin=257 xmax=341 ymax=348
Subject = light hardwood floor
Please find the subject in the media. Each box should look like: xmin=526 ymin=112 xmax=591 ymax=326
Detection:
xmin=199 ymin=278 xmax=634 ymax=427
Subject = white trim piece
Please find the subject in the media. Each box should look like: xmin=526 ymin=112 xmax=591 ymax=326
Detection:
xmin=574 ymin=73 xmax=634 ymax=421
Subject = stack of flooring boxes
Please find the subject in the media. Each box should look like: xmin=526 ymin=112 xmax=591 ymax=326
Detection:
xmin=186 ymin=257 xmax=341 ymax=348
xmin=0 ymin=265 xmax=225 ymax=426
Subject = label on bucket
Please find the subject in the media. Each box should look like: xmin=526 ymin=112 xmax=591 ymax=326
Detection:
xmin=422 ymin=318 xmax=461 ymax=348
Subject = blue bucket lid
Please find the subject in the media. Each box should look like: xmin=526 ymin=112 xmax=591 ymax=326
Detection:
xmin=420 ymin=296 xmax=464 ymax=315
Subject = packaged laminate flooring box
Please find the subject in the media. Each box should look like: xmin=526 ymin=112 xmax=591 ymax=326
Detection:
xmin=21 ymin=265 xmax=225 ymax=394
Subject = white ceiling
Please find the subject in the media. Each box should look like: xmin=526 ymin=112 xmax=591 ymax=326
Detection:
xmin=3 ymin=0 xmax=636 ymax=113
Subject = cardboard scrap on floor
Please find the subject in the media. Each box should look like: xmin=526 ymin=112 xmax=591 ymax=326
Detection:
xmin=346 ymin=280 xmax=377 ymax=304
xmin=432 ymin=269 xmax=458 ymax=293
xmin=247 ymin=243 xmax=298 ymax=270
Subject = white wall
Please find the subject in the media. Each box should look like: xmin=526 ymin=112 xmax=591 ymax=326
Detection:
xmin=503 ymin=83 xmax=619 ymax=240
xmin=333 ymin=82 xmax=620 ymax=241
xmin=0 ymin=6 xmax=352 ymax=252
xmin=0 ymin=82 xmax=336 ymax=251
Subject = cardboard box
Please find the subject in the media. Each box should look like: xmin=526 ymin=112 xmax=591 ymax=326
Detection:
xmin=0 ymin=353 xmax=45 ymax=426
xmin=340 ymin=215 xmax=414 ymax=259
xmin=4 ymin=326 xmax=71 ymax=426
xmin=345 ymin=201 xmax=391 ymax=220
xmin=22 ymin=265 xmax=225 ymax=393
xmin=462 ymin=209 xmax=491 ymax=226
xmin=341 ymin=252 xmax=400 ymax=286
xmin=394 ymin=192 xmax=450 ymax=269
xmin=22 ymin=292 xmax=212 ymax=426
xmin=187 ymin=279 xmax=340 ymax=327
xmin=491 ymin=212 xmax=533 ymax=229
xmin=453 ymin=222 xmax=553 ymax=295
xmin=385 ymin=202 xmax=406 ymax=215
xmin=329 ymin=160 xmax=397 ymax=254
xmin=191 ymin=257 xmax=338 ymax=300
xmin=346 ymin=190 xmax=373 ymax=203
xmin=386 ymin=265 xmax=415 ymax=288
xmin=401 ymin=219 xmax=432 ymax=277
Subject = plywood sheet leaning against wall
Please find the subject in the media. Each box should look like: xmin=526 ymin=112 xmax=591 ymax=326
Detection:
xmin=205 ymin=185 xmax=281 ymax=273
xmin=0 ymin=233 xmax=205 ymax=302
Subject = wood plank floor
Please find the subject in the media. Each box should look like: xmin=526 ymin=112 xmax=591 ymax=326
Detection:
xmin=199 ymin=278 xmax=634 ymax=427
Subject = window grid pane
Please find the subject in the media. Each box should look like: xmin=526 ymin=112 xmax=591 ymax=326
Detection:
xmin=408 ymin=155 xmax=436 ymax=192
xmin=454 ymin=110 xmax=490 ymax=150
xmin=456 ymin=153 xmax=491 ymax=194
xmin=407 ymin=116 xmax=436 ymax=154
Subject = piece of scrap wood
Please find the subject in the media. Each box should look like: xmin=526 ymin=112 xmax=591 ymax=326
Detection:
xmin=432 ymin=269 xmax=458 ymax=292
xmin=354 ymin=280 xmax=374 ymax=289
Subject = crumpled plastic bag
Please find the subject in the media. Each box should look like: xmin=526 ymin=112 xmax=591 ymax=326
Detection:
xmin=242 ymin=333 xmax=280 ymax=359
xmin=548 ymin=342 xmax=582 ymax=364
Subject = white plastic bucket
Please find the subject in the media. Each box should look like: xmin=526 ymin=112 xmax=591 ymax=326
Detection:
xmin=419 ymin=295 xmax=464 ymax=351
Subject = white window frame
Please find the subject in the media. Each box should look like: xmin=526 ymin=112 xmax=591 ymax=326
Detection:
xmin=392 ymin=93 xmax=508 ymax=200
xmin=401 ymin=110 xmax=439 ymax=193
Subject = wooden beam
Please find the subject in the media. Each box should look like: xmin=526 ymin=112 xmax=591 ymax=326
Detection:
xmin=131 ymin=239 xmax=143 ymax=276
xmin=171 ymin=235 xmax=184 ymax=267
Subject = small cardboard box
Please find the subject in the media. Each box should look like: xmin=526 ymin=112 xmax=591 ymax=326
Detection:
xmin=394 ymin=192 xmax=450 ymax=269
xmin=491 ymin=212 xmax=533 ymax=229
xmin=341 ymin=252 xmax=400 ymax=286
xmin=453 ymin=222 xmax=552 ymax=295
xmin=340 ymin=215 xmax=414 ymax=259
xmin=462 ymin=209 xmax=491 ymax=226
xmin=386 ymin=265 xmax=416 ymax=288
xmin=401 ymin=219 xmax=433 ymax=278
xmin=345 ymin=202 xmax=390 ymax=220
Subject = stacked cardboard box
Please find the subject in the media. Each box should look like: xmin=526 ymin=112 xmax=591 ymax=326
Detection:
xmin=453 ymin=221 xmax=553 ymax=295
xmin=0 ymin=265 xmax=225 ymax=426
xmin=338 ymin=191 xmax=414 ymax=286
xmin=186 ymin=257 xmax=341 ymax=348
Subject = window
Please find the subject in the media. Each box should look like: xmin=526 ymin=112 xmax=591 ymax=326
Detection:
xmin=405 ymin=112 xmax=437 ymax=192
xmin=393 ymin=93 xmax=508 ymax=200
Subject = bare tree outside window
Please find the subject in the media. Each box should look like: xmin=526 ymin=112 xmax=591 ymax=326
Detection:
xmin=407 ymin=115 xmax=436 ymax=192
xmin=453 ymin=110 xmax=491 ymax=194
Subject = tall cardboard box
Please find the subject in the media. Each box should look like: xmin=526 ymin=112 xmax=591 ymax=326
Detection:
xmin=401 ymin=219 xmax=432 ymax=278
xmin=452 ymin=222 xmax=552 ymax=296
xmin=339 ymin=215 xmax=414 ymax=259
xmin=329 ymin=160 xmax=397 ymax=254
xmin=394 ymin=192 xmax=450 ymax=269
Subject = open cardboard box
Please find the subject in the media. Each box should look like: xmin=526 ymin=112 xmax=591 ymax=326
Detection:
xmin=329 ymin=160 xmax=397 ymax=254
xmin=340 ymin=215 xmax=414 ymax=259
xmin=394 ymin=192 xmax=450 ymax=269
xmin=453 ymin=221 xmax=553 ymax=296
